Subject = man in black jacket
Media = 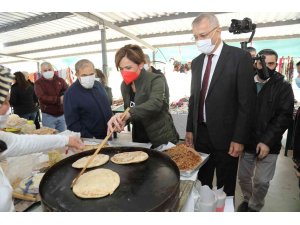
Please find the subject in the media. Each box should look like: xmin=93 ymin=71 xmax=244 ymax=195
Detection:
xmin=238 ymin=49 xmax=294 ymax=212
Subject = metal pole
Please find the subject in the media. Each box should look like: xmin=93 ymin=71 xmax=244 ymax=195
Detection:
xmin=152 ymin=51 xmax=155 ymax=67
xmin=101 ymin=28 xmax=108 ymax=76
xmin=37 ymin=61 xmax=40 ymax=73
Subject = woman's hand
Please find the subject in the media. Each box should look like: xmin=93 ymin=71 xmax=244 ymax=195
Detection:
xmin=107 ymin=113 xmax=128 ymax=135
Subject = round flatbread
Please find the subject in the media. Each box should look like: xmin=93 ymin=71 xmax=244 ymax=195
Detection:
xmin=73 ymin=168 xmax=120 ymax=198
xmin=111 ymin=151 xmax=149 ymax=164
xmin=72 ymin=154 xmax=109 ymax=169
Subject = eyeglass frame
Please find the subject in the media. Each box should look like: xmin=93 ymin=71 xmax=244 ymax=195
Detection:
xmin=192 ymin=26 xmax=219 ymax=41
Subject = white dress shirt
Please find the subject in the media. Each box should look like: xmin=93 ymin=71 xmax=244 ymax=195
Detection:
xmin=200 ymin=41 xmax=224 ymax=122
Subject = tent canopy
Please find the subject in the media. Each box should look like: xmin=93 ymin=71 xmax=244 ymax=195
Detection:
xmin=0 ymin=12 xmax=300 ymax=64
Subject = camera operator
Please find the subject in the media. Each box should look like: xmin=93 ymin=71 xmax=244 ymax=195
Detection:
xmin=237 ymin=49 xmax=294 ymax=212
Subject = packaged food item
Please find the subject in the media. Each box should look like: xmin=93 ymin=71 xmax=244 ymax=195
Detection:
xmin=48 ymin=150 xmax=62 ymax=166
xmin=21 ymin=120 xmax=36 ymax=134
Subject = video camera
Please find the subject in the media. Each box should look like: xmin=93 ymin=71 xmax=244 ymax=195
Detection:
xmin=228 ymin=17 xmax=257 ymax=50
xmin=229 ymin=18 xmax=256 ymax=34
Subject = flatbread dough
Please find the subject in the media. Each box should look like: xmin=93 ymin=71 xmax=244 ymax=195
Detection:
xmin=72 ymin=154 xmax=109 ymax=168
xmin=73 ymin=168 xmax=120 ymax=198
xmin=111 ymin=151 xmax=149 ymax=164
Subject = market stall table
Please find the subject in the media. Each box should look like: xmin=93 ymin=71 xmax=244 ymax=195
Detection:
xmin=12 ymin=139 xmax=233 ymax=212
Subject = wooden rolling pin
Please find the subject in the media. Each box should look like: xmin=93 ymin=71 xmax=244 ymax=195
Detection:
xmin=12 ymin=192 xmax=37 ymax=202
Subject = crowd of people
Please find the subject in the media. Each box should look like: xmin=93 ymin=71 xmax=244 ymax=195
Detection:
xmin=0 ymin=12 xmax=300 ymax=212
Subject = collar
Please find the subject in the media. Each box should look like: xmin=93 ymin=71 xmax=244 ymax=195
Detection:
xmin=211 ymin=40 xmax=223 ymax=57
xmin=254 ymin=75 xmax=269 ymax=84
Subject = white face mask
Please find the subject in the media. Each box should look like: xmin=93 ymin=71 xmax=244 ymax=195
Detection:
xmin=79 ymin=74 xmax=95 ymax=89
xmin=195 ymin=30 xmax=217 ymax=54
xmin=196 ymin=39 xmax=216 ymax=54
xmin=42 ymin=71 xmax=54 ymax=79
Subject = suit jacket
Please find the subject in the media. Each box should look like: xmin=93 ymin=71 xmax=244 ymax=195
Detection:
xmin=121 ymin=69 xmax=179 ymax=146
xmin=187 ymin=42 xmax=256 ymax=150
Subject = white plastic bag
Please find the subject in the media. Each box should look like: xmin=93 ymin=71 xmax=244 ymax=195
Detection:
xmin=193 ymin=181 xmax=218 ymax=212
xmin=152 ymin=142 xmax=175 ymax=152
xmin=213 ymin=186 xmax=227 ymax=212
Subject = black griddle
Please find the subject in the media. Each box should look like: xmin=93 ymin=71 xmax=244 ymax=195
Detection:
xmin=39 ymin=147 xmax=180 ymax=212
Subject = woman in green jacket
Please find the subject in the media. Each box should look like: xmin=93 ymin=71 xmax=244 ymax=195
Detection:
xmin=107 ymin=44 xmax=179 ymax=148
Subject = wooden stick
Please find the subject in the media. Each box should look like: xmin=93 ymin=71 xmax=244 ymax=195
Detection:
xmin=71 ymin=107 xmax=130 ymax=188
xmin=12 ymin=192 xmax=37 ymax=202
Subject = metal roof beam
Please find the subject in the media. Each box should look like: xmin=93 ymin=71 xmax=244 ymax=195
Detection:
xmin=73 ymin=12 xmax=156 ymax=51
xmin=115 ymin=12 xmax=227 ymax=27
xmin=3 ymin=14 xmax=299 ymax=48
xmin=2 ymin=33 xmax=300 ymax=65
xmin=0 ymin=53 xmax=38 ymax=62
xmin=0 ymin=12 xmax=72 ymax=33
xmin=3 ymin=26 xmax=99 ymax=47
xmin=115 ymin=12 xmax=201 ymax=26
xmin=6 ymin=18 xmax=300 ymax=56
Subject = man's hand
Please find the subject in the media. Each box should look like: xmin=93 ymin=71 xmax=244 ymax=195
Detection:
xmin=107 ymin=113 xmax=128 ymax=135
xmin=228 ymin=141 xmax=244 ymax=157
xmin=68 ymin=136 xmax=84 ymax=150
xmin=256 ymin=142 xmax=270 ymax=159
xmin=185 ymin=132 xmax=194 ymax=147
xmin=0 ymin=98 xmax=10 ymax=115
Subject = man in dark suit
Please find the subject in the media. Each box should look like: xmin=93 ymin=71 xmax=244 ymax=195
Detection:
xmin=185 ymin=13 xmax=256 ymax=196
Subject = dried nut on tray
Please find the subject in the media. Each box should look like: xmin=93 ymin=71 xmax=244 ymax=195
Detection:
xmin=164 ymin=144 xmax=202 ymax=171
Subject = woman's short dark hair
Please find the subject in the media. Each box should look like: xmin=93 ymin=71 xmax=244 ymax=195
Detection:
xmin=115 ymin=44 xmax=145 ymax=70
xmin=14 ymin=71 xmax=29 ymax=90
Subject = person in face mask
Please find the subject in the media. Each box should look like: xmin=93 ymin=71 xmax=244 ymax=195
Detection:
xmin=95 ymin=69 xmax=113 ymax=105
xmin=107 ymin=44 xmax=179 ymax=148
xmin=34 ymin=62 xmax=68 ymax=132
xmin=63 ymin=59 xmax=113 ymax=139
xmin=296 ymin=61 xmax=300 ymax=88
xmin=186 ymin=13 xmax=256 ymax=197
xmin=238 ymin=49 xmax=294 ymax=212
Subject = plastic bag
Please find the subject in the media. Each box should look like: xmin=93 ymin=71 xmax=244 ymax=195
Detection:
xmin=213 ymin=186 xmax=227 ymax=212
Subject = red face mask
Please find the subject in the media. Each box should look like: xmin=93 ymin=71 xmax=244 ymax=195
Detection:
xmin=121 ymin=70 xmax=139 ymax=85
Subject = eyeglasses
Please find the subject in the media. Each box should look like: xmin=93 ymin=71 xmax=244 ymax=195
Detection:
xmin=192 ymin=27 xmax=218 ymax=41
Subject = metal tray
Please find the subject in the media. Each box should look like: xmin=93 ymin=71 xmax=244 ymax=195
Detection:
xmin=180 ymin=152 xmax=209 ymax=178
